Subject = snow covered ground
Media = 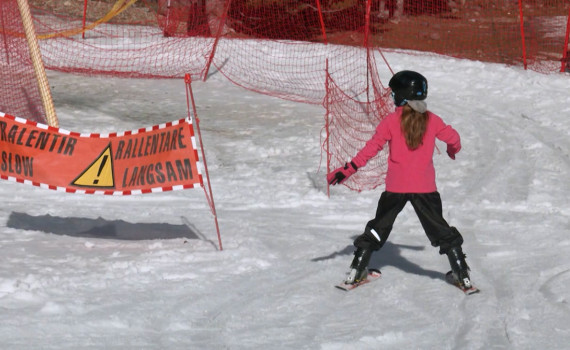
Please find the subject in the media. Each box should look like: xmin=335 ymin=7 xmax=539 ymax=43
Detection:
xmin=1 ymin=49 xmax=569 ymax=349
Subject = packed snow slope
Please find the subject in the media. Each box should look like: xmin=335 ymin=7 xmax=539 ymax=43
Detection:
xmin=0 ymin=50 xmax=569 ymax=349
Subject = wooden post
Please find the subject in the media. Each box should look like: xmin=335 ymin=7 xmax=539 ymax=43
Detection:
xmin=16 ymin=0 xmax=58 ymax=127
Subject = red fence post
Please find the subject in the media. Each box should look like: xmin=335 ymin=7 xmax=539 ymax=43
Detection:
xmin=325 ymin=59 xmax=331 ymax=198
xmin=518 ymin=0 xmax=528 ymax=70
xmin=316 ymin=0 xmax=327 ymax=44
xmin=185 ymin=74 xmax=223 ymax=251
xmin=82 ymin=0 xmax=88 ymax=39
xmin=203 ymin=0 xmax=232 ymax=81
xmin=365 ymin=0 xmax=372 ymax=108
xmin=561 ymin=6 xmax=570 ymax=73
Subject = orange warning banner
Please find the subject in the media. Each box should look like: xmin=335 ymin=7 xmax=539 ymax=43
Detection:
xmin=0 ymin=112 xmax=203 ymax=195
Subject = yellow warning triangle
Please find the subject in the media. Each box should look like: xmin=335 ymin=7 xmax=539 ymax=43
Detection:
xmin=72 ymin=145 xmax=114 ymax=188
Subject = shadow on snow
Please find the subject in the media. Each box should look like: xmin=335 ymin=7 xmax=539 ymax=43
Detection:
xmin=312 ymin=239 xmax=447 ymax=281
xmin=7 ymin=211 xmax=201 ymax=241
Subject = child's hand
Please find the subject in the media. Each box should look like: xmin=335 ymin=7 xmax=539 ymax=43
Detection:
xmin=327 ymin=162 xmax=358 ymax=185
xmin=446 ymin=145 xmax=458 ymax=160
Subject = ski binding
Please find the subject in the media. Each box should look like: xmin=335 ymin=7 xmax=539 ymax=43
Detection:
xmin=335 ymin=269 xmax=382 ymax=291
xmin=445 ymin=271 xmax=480 ymax=295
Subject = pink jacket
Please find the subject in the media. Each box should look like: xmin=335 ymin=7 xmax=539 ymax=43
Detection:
xmin=351 ymin=107 xmax=461 ymax=193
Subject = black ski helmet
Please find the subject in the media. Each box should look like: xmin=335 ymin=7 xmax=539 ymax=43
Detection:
xmin=388 ymin=70 xmax=428 ymax=106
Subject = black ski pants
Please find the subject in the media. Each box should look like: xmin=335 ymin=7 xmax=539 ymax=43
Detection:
xmin=353 ymin=191 xmax=463 ymax=255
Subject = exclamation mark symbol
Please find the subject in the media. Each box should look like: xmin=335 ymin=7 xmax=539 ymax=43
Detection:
xmin=93 ymin=155 xmax=108 ymax=185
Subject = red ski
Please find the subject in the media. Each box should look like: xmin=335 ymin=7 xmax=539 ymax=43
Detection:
xmin=335 ymin=269 xmax=382 ymax=291
xmin=445 ymin=271 xmax=480 ymax=295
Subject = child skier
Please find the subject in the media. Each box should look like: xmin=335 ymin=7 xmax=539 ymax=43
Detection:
xmin=327 ymin=70 xmax=473 ymax=290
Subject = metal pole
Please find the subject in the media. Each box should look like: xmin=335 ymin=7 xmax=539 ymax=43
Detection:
xmin=184 ymin=74 xmax=223 ymax=251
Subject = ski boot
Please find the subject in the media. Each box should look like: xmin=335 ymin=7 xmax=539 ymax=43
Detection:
xmin=447 ymin=246 xmax=472 ymax=289
xmin=345 ymin=247 xmax=372 ymax=284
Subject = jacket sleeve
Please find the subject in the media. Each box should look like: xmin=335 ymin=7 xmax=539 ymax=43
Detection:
xmin=351 ymin=117 xmax=391 ymax=169
xmin=435 ymin=115 xmax=461 ymax=155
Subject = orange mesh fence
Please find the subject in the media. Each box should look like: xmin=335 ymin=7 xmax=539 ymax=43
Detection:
xmin=0 ymin=0 xmax=46 ymax=124
xmin=368 ymin=0 xmax=570 ymax=74
xmin=25 ymin=1 xmax=570 ymax=78
xmin=324 ymin=51 xmax=393 ymax=192
xmin=32 ymin=0 xmax=213 ymax=78
xmin=1 ymin=1 xmax=567 ymax=103
xmin=0 ymin=0 xmax=568 ymax=189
